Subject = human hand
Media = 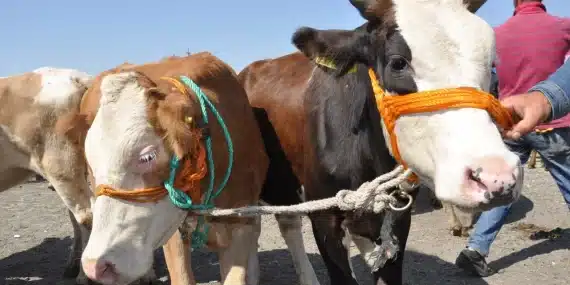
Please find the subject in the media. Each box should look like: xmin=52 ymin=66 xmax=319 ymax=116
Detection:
xmin=500 ymin=91 xmax=552 ymax=140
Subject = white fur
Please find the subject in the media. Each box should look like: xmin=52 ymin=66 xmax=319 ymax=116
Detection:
xmin=276 ymin=214 xmax=321 ymax=285
xmin=33 ymin=67 xmax=92 ymax=108
xmin=81 ymin=72 xmax=187 ymax=284
xmin=340 ymin=227 xmax=359 ymax=283
xmin=350 ymin=234 xmax=381 ymax=270
xmin=384 ymin=0 xmax=522 ymax=208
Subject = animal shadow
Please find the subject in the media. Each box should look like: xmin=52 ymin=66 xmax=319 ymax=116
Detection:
xmin=490 ymin=227 xmax=570 ymax=272
xmin=0 ymin=237 xmax=169 ymax=285
xmin=0 ymin=237 xmax=74 ymax=284
xmin=503 ymin=194 xmax=534 ymax=225
xmin=154 ymin=248 xmax=490 ymax=285
xmin=0 ymin=237 xmax=490 ymax=285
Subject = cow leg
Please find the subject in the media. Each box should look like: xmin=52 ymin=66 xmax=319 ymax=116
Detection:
xmin=39 ymin=146 xmax=93 ymax=229
xmin=64 ymin=209 xmax=89 ymax=279
xmin=308 ymin=211 xmax=359 ymax=285
xmin=163 ymin=229 xmax=195 ymax=285
xmin=444 ymin=203 xmax=464 ymax=237
xmin=44 ymin=173 xmax=94 ymax=284
xmin=275 ymin=214 xmax=321 ymax=285
xmin=528 ymin=149 xmax=537 ymax=169
xmin=246 ymin=238 xmax=260 ymax=285
xmin=246 ymin=215 xmax=262 ymax=285
xmin=425 ymin=187 xmax=443 ymax=209
xmin=218 ymin=217 xmax=260 ymax=285
xmin=444 ymin=203 xmax=476 ymax=237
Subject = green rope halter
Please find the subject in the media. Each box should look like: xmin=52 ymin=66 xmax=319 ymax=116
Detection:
xmin=163 ymin=75 xmax=234 ymax=249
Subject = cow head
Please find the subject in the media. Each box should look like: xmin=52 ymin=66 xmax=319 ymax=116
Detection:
xmin=80 ymin=71 xmax=200 ymax=284
xmin=293 ymin=0 xmax=522 ymax=210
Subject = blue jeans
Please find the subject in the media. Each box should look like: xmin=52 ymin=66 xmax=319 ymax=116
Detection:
xmin=467 ymin=127 xmax=570 ymax=256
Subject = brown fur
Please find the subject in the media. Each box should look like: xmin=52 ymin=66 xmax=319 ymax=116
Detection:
xmin=239 ymin=52 xmax=313 ymax=183
xmin=58 ymin=52 xmax=269 ymax=285
xmin=0 ymin=69 xmax=94 ymax=282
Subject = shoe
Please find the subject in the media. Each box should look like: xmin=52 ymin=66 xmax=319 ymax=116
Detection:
xmin=455 ymin=248 xmax=497 ymax=277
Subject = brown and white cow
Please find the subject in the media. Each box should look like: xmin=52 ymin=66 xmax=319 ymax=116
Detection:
xmin=0 ymin=67 xmax=94 ymax=282
xmin=58 ymin=53 xmax=319 ymax=285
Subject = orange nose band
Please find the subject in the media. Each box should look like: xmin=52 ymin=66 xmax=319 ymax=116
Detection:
xmin=368 ymin=68 xmax=514 ymax=182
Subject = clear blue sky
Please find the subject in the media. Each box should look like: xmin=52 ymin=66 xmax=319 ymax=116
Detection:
xmin=0 ymin=0 xmax=568 ymax=77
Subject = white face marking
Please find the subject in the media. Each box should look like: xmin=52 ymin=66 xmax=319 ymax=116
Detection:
xmin=383 ymin=0 xmax=522 ymax=209
xmin=340 ymin=226 xmax=359 ymax=282
xmin=81 ymin=72 xmax=187 ymax=284
xmin=33 ymin=67 xmax=92 ymax=108
xmin=351 ymin=234 xmax=381 ymax=270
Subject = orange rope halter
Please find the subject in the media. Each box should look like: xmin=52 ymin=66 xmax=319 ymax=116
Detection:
xmin=95 ymin=145 xmax=207 ymax=202
xmin=95 ymin=77 xmax=208 ymax=203
xmin=368 ymin=68 xmax=514 ymax=182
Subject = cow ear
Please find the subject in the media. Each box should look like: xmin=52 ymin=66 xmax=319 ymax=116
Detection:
xmin=292 ymin=27 xmax=374 ymax=74
xmin=350 ymin=0 xmax=393 ymax=21
xmin=151 ymin=89 xmax=202 ymax=159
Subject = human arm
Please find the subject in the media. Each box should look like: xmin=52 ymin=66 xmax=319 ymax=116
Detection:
xmin=528 ymin=58 xmax=570 ymax=121
xmin=501 ymin=59 xmax=570 ymax=139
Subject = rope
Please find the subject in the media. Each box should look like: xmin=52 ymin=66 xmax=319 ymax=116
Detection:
xmin=192 ymin=165 xmax=415 ymax=217
xmin=164 ymin=76 xmax=234 ymax=248
xmin=96 ymin=141 xmax=208 ymax=203
xmin=179 ymin=76 xmax=234 ymax=203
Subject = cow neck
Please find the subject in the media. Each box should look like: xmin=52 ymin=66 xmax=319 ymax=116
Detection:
xmin=312 ymin=57 xmax=398 ymax=180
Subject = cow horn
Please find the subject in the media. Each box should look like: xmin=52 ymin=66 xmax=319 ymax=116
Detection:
xmin=464 ymin=0 xmax=487 ymax=13
xmin=349 ymin=0 xmax=392 ymax=20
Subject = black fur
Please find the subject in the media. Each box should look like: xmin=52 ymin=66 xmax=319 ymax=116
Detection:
xmin=292 ymin=21 xmax=420 ymax=285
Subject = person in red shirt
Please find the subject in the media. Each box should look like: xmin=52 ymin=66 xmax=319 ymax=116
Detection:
xmin=455 ymin=0 xmax=570 ymax=277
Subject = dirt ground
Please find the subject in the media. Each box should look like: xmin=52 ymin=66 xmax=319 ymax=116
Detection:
xmin=1 ymin=167 xmax=569 ymax=285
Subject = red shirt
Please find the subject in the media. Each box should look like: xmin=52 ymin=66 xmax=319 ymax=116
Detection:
xmin=494 ymin=2 xmax=570 ymax=130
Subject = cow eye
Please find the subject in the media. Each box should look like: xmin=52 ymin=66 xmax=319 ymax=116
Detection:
xmin=389 ymin=56 xmax=408 ymax=72
xmin=139 ymin=150 xmax=157 ymax=164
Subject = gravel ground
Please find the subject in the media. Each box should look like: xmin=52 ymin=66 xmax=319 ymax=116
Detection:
xmin=1 ymin=167 xmax=569 ymax=285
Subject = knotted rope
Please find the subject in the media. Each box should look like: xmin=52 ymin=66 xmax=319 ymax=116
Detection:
xmin=194 ymin=165 xmax=415 ymax=217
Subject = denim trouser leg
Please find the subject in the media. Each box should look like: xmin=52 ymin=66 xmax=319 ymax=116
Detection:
xmin=531 ymin=129 xmax=570 ymax=211
xmin=467 ymin=137 xmax=532 ymax=256
xmin=467 ymin=204 xmax=512 ymax=256
xmin=467 ymin=127 xmax=570 ymax=256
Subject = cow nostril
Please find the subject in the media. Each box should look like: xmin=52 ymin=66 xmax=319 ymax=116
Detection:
xmin=100 ymin=261 xmax=115 ymax=275
xmin=83 ymin=259 xmax=118 ymax=282
xmin=466 ymin=168 xmax=487 ymax=191
xmin=470 ymin=167 xmax=483 ymax=182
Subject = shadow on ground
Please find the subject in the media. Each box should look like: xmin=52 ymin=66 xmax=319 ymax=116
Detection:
xmin=1 ymin=236 xmax=493 ymax=285
xmin=490 ymin=227 xmax=570 ymax=272
xmin=0 ymin=237 xmax=73 ymax=284
xmin=2 ymin=217 xmax=563 ymax=285
xmin=165 ymin=248 xmax=492 ymax=285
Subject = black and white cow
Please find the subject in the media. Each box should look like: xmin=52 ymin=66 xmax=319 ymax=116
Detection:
xmin=239 ymin=0 xmax=522 ymax=284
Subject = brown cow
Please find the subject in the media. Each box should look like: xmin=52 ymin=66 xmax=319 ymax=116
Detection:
xmin=0 ymin=67 xmax=94 ymax=283
xmin=58 ymin=52 xmax=319 ymax=285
